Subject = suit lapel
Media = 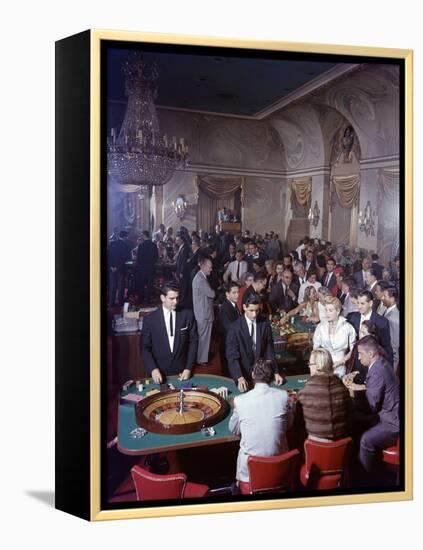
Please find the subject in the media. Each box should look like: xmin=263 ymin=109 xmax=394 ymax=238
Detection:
xmin=173 ymin=309 xmax=182 ymax=354
xmin=159 ymin=308 xmax=172 ymax=355
xmin=240 ymin=316 xmax=254 ymax=356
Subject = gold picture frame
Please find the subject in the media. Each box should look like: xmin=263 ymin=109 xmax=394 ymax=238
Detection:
xmin=55 ymin=29 xmax=413 ymax=521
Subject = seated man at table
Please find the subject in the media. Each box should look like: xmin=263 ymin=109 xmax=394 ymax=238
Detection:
xmin=141 ymin=281 xmax=198 ymax=384
xmin=229 ymin=359 xmax=293 ymax=489
xmin=345 ymin=335 xmax=399 ymax=476
xmin=226 ymin=294 xmax=282 ymax=392
xmin=269 ymin=266 xmax=298 ymax=314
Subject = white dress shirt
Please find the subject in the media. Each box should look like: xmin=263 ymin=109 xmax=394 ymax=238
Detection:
xmin=162 ymin=306 xmax=175 ymax=352
xmin=223 ymin=259 xmax=248 ymax=283
xmin=324 ymin=271 xmax=334 ymax=287
xmin=359 ymin=311 xmax=372 ymax=330
xmin=369 ymin=280 xmax=377 ymax=293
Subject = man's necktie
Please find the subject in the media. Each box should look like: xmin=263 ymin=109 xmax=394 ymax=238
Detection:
xmin=236 ymin=261 xmax=240 ymax=280
xmin=251 ymin=322 xmax=256 ymax=352
xmin=169 ymin=311 xmax=173 ymax=337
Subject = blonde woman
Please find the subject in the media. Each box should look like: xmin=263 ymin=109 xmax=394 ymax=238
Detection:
xmin=316 ymin=286 xmax=332 ymax=323
xmin=299 ymin=348 xmax=351 ymax=441
xmin=281 ymin=285 xmax=320 ymax=324
xmin=313 ymin=296 xmax=357 ymax=377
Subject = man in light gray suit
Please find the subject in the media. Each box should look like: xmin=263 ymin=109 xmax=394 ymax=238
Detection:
xmin=382 ymin=286 xmax=400 ymax=373
xmin=229 ymin=359 xmax=293 ymax=485
xmin=192 ymin=256 xmax=215 ymax=365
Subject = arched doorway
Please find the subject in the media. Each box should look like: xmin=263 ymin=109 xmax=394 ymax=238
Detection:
xmin=328 ymin=125 xmax=361 ymax=247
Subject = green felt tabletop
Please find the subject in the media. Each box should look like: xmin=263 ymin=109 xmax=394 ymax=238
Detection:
xmin=117 ymin=373 xmax=309 ymax=455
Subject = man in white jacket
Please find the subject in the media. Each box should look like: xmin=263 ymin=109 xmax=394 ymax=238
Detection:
xmin=229 ymin=359 xmax=293 ymax=486
xmin=223 ymin=250 xmax=248 ymax=283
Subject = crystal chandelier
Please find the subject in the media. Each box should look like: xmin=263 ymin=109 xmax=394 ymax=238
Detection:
xmin=108 ymin=52 xmax=189 ymax=187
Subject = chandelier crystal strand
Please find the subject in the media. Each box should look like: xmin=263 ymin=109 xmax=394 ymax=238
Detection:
xmin=108 ymin=52 xmax=188 ymax=187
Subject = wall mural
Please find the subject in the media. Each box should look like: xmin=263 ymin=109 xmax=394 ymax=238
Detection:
xmin=270 ymin=104 xmax=324 ymax=170
xmin=323 ymin=65 xmax=399 ymax=158
xmin=196 ymin=116 xmax=285 ymax=170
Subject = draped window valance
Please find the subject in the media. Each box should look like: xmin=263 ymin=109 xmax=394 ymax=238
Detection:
xmin=378 ymin=168 xmax=400 ymax=201
xmin=331 ymin=174 xmax=360 ymax=208
xmin=197 ymin=174 xmax=243 ymax=199
xmin=290 ymin=177 xmax=312 ymax=206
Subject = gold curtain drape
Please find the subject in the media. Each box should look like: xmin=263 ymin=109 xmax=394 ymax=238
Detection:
xmin=196 ymin=175 xmax=243 ymax=232
xmin=378 ymin=168 xmax=400 ymax=201
xmin=290 ymin=178 xmax=312 ymax=206
xmin=290 ymin=177 xmax=311 ymax=218
xmin=197 ymin=175 xmax=243 ymax=199
xmin=331 ymin=174 xmax=360 ymax=208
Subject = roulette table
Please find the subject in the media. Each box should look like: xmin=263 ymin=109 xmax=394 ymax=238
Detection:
xmin=136 ymin=387 xmax=230 ymax=435
xmin=272 ymin=315 xmax=315 ymax=371
xmin=117 ymin=373 xmax=309 ymax=455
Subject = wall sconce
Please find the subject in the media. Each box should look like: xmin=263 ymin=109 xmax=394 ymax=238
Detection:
xmin=308 ymin=201 xmax=320 ymax=228
xmin=358 ymin=200 xmax=375 ymax=237
xmin=172 ymin=195 xmax=188 ymax=221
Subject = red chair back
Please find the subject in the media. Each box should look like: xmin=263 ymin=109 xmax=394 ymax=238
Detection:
xmin=383 ymin=438 xmax=400 ymax=466
xmin=302 ymin=437 xmax=352 ymax=490
xmin=242 ymin=449 xmax=300 ymax=495
xmin=131 ymin=465 xmax=186 ymax=501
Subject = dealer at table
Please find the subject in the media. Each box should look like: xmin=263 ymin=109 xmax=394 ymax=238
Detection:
xmin=141 ymin=281 xmax=198 ymax=384
xmin=226 ymin=293 xmax=283 ymax=392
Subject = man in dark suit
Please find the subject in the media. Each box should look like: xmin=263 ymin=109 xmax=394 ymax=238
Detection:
xmin=242 ymin=271 xmax=267 ymax=306
xmin=226 ymin=294 xmax=282 ymax=393
xmin=347 ymin=290 xmax=393 ymax=364
xmin=107 ymin=230 xmax=131 ymax=306
xmin=346 ymin=335 xmax=399 ymax=474
xmin=136 ymin=230 xmax=159 ymax=304
xmin=174 ymin=233 xmax=192 ymax=307
xmin=382 ymin=286 xmax=400 ymax=373
xmin=304 ymin=249 xmax=317 ymax=279
xmin=371 ymin=253 xmax=384 ymax=280
xmin=353 ymin=256 xmax=372 ymax=289
xmin=141 ymin=281 xmax=198 ymax=384
xmin=321 ymin=257 xmax=338 ymax=292
xmin=219 ymin=282 xmax=241 ymax=376
xmin=246 ymin=242 xmax=267 ymax=272
xmin=219 ymin=282 xmax=241 ymax=337
xmin=269 ymin=266 xmax=298 ymax=313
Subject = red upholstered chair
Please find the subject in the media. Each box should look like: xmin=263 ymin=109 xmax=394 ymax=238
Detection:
xmin=383 ymin=437 xmax=400 ymax=465
xmin=131 ymin=465 xmax=209 ymax=501
xmin=300 ymin=437 xmax=352 ymax=490
xmin=383 ymin=437 xmax=400 ymax=484
xmin=238 ymin=449 xmax=300 ymax=495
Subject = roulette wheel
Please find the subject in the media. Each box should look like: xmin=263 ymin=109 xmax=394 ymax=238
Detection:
xmin=135 ymin=388 xmax=230 ymax=435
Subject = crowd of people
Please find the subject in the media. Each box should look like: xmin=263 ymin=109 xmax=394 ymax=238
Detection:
xmin=108 ymin=225 xmax=401 ymax=489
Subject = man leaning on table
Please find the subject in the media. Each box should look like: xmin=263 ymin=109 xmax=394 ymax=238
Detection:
xmin=141 ymin=281 xmax=198 ymax=384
